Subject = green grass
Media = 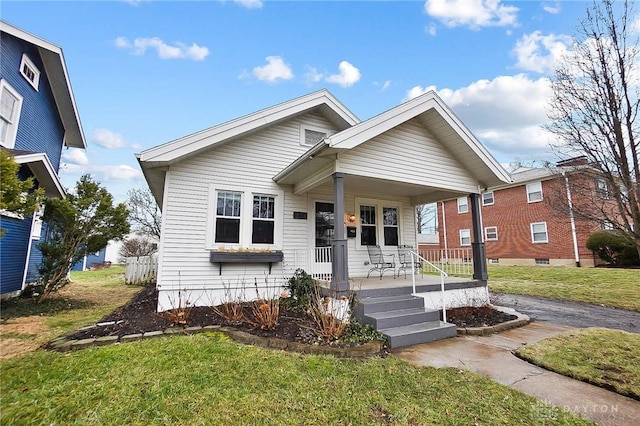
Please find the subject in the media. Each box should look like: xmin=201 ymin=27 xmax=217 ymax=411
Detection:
xmin=0 ymin=333 xmax=591 ymax=425
xmin=516 ymin=328 xmax=640 ymax=400
xmin=488 ymin=266 xmax=640 ymax=311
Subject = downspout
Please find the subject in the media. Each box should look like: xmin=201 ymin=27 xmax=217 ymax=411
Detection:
xmin=563 ymin=172 xmax=581 ymax=267
xmin=440 ymin=201 xmax=449 ymax=264
xmin=20 ymin=213 xmax=38 ymax=291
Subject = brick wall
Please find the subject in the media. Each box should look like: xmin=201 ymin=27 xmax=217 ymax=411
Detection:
xmin=438 ymin=177 xmax=601 ymax=266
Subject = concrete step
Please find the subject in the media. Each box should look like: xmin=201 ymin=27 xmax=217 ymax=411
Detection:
xmin=362 ymin=308 xmax=441 ymax=329
xmin=380 ymin=321 xmax=457 ymax=349
xmin=354 ymin=294 xmax=424 ymax=317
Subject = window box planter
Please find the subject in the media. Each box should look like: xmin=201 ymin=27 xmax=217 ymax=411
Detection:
xmin=209 ymin=251 xmax=284 ymax=275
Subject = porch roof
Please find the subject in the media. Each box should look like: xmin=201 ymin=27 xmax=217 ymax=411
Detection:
xmin=274 ymin=91 xmax=512 ymax=204
xmin=9 ymin=149 xmax=66 ymax=198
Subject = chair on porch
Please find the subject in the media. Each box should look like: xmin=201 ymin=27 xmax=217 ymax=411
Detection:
xmin=396 ymin=245 xmax=422 ymax=278
xmin=366 ymin=245 xmax=396 ymax=279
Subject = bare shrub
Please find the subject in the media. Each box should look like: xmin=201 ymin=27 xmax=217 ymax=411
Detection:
xmin=211 ymin=281 xmax=245 ymax=322
xmin=307 ymin=284 xmax=354 ymax=341
xmin=244 ymin=278 xmax=281 ymax=330
xmin=161 ymin=284 xmax=198 ymax=326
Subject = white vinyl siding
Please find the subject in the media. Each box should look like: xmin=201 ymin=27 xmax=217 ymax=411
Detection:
xmin=459 ymin=229 xmax=471 ymax=246
xmin=337 ymin=118 xmax=480 ymax=195
xmin=526 ymin=181 xmax=543 ymax=203
xmin=0 ymin=80 xmax=23 ymax=149
xmin=158 ymin=112 xmax=338 ymax=289
xmin=482 ymin=191 xmax=494 ymax=206
xmin=530 ymin=222 xmax=548 ymax=243
xmin=457 ymin=196 xmax=468 ymax=213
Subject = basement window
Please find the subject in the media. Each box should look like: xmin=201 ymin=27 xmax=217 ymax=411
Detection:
xmin=20 ymin=54 xmax=40 ymax=90
xmin=535 ymin=258 xmax=550 ymax=265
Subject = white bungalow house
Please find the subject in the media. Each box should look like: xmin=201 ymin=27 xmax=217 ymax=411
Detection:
xmin=137 ymin=90 xmax=511 ymax=346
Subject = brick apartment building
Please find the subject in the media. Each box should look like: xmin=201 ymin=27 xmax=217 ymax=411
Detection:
xmin=437 ymin=163 xmax=608 ymax=267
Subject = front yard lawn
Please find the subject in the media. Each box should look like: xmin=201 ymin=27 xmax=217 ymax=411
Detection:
xmin=488 ymin=266 xmax=640 ymax=312
xmin=516 ymin=328 xmax=640 ymax=400
xmin=1 ymin=333 xmax=590 ymax=425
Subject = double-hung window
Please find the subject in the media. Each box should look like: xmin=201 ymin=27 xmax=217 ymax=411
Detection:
xmin=482 ymin=191 xmax=494 ymax=206
xmin=459 ymin=229 xmax=471 ymax=246
xmin=530 ymin=222 xmax=548 ymax=243
xmin=360 ymin=205 xmax=377 ymax=246
xmin=526 ymin=181 xmax=543 ymax=203
xmin=457 ymin=196 xmax=469 ymax=213
xmin=210 ymin=186 xmax=282 ymax=248
xmin=484 ymin=226 xmax=498 ymax=241
xmin=356 ymin=198 xmax=401 ymax=248
xmin=215 ymin=191 xmax=242 ymax=243
xmin=252 ymin=195 xmax=275 ymax=244
xmin=596 ymin=178 xmax=610 ymax=199
xmin=0 ymin=80 xmax=23 ymax=149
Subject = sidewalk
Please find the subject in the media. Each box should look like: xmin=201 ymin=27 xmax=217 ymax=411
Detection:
xmin=395 ymin=322 xmax=640 ymax=425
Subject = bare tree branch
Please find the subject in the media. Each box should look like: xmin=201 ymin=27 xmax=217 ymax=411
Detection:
xmin=126 ymin=188 xmax=162 ymax=240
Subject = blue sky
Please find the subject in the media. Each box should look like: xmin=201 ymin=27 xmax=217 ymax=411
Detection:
xmin=3 ymin=0 xmax=601 ymax=202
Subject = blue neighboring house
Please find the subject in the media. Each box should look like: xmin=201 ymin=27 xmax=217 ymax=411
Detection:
xmin=0 ymin=21 xmax=86 ymax=298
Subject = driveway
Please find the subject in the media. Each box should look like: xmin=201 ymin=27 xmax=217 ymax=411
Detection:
xmin=491 ymin=292 xmax=640 ymax=333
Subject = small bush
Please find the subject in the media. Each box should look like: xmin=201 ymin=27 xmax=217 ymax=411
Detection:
xmin=284 ymin=269 xmax=316 ymax=311
xmin=586 ymin=231 xmax=640 ymax=266
xmin=341 ymin=319 xmax=388 ymax=345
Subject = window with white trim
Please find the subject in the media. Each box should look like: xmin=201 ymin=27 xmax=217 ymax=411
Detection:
xmin=252 ymin=194 xmax=275 ymax=244
xmin=596 ymin=178 xmax=610 ymax=199
xmin=20 ymin=54 xmax=40 ymax=90
xmin=459 ymin=229 xmax=471 ymax=246
xmin=356 ymin=198 xmax=402 ymax=248
xmin=484 ymin=226 xmax=498 ymax=241
xmin=360 ymin=205 xmax=377 ymax=246
xmin=300 ymin=125 xmax=328 ymax=147
xmin=457 ymin=196 xmax=468 ymax=213
xmin=482 ymin=191 xmax=494 ymax=206
xmin=601 ymin=220 xmax=614 ymax=231
xmin=526 ymin=181 xmax=543 ymax=203
xmin=210 ymin=187 xmax=283 ymax=249
xmin=0 ymin=80 xmax=23 ymax=149
xmin=215 ymin=191 xmax=242 ymax=244
xmin=530 ymin=222 xmax=548 ymax=243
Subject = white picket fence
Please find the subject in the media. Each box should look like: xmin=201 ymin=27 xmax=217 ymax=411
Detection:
xmin=125 ymin=255 xmax=158 ymax=285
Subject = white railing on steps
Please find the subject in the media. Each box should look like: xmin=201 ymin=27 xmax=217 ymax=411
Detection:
xmin=410 ymin=250 xmax=448 ymax=323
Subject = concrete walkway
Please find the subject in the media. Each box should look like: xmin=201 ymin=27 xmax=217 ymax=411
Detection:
xmin=395 ymin=322 xmax=640 ymax=425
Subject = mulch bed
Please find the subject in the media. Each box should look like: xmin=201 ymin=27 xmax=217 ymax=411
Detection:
xmin=60 ymin=286 xmax=516 ymax=347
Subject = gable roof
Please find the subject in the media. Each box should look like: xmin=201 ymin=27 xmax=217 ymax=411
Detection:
xmin=0 ymin=21 xmax=86 ymax=149
xmin=137 ymin=90 xmax=359 ymax=205
xmin=275 ymin=91 xmax=512 ymax=190
xmin=4 ymin=148 xmax=65 ymax=198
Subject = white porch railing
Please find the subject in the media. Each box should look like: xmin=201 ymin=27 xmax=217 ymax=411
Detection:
xmin=125 ymin=255 xmax=158 ymax=285
xmin=418 ymin=248 xmax=473 ymax=277
xmin=410 ymin=250 xmax=448 ymax=323
xmin=292 ymin=247 xmax=333 ymax=281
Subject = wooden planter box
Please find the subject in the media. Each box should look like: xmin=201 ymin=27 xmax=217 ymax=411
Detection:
xmin=209 ymin=251 xmax=284 ymax=275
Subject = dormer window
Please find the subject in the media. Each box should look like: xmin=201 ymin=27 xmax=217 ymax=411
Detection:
xmin=20 ymin=54 xmax=40 ymax=90
xmin=300 ymin=125 xmax=328 ymax=147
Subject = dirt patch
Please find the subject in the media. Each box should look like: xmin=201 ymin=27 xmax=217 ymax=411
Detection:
xmin=0 ymin=338 xmax=40 ymax=361
xmin=0 ymin=316 xmax=48 ymax=335
xmin=444 ymin=305 xmax=518 ymax=328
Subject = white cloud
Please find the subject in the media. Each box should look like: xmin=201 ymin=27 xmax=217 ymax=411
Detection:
xmin=424 ymin=0 xmax=519 ymax=29
xmin=426 ymin=24 xmax=437 ymax=36
xmin=115 ymin=36 xmax=209 ymax=61
xmin=251 ymin=56 xmax=294 ymax=82
xmin=92 ymin=128 xmax=130 ymax=149
xmin=61 ymin=148 xmax=89 ymax=166
xmin=60 ymin=163 xmax=143 ymax=183
xmin=325 ymin=61 xmax=361 ymax=87
xmin=305 ymin=67 xmax=324 ymax=84
xmin=234 ymin=0 xmax=263 ymax=9
xmin=512 ymin=31 xmax=573 ymax=73
xmin=542 ymin=3 xmax=561 ymax=14
xmin=405 ymin=74 xmax=555 ymax=159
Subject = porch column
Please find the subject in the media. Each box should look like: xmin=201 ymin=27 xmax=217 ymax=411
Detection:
xmin=331 ymin=172 xmax=349 ymax=293
xmin=469 ymin=193 xmax=488 ymax=281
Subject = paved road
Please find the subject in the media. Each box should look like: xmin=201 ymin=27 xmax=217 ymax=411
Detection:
xmin=491 ymin=292 xmax=640 ymax=333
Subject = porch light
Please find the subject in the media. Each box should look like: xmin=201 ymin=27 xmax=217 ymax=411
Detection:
xmin=346 ymin=213 xmax=357 ymax=224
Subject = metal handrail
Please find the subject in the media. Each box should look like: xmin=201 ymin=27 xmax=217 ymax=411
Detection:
xmin=410 ymin=250 xmax=448 ymax=323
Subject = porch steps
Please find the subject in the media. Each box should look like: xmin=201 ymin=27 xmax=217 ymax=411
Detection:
xmin=354 ymin=294 xmax=456 ymax=349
